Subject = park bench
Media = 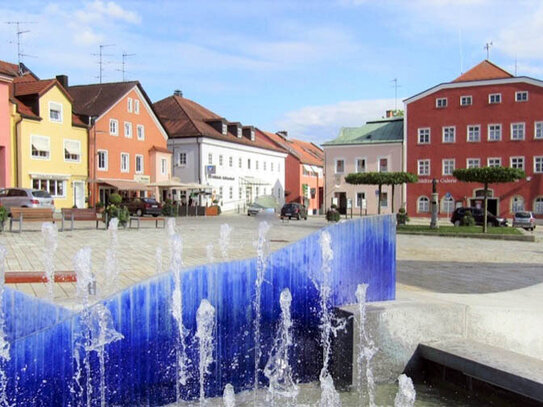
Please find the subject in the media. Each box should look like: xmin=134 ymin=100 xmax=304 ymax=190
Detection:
xmin=9 ymin=207 xmax=55 ymax=233
xmin=128 ymin=216 xmax=166 ymax=229
xmin=60 ymin=208 xmax=103 ymax=231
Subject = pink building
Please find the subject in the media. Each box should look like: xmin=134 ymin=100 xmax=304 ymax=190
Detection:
xmin=0 ymin=61 xmax=17 ymax=188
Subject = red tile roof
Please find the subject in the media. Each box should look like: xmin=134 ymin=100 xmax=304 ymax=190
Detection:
xmin=13 ymin=79 xmax=58 ymax=97
xmin=149 ymin=145 xmax=171 ymax=154
xmin=0 ymin=60 xmax=18 ymax=77
xmin=261 ymin=131 xmax=323 ymax=166
xmin=153 ymin=95 xmax=287 ymax=153
xmin=68 ymin=81 xmax=138 ymax=117
xmin=453 ymin=60 xmax=513 ymax=82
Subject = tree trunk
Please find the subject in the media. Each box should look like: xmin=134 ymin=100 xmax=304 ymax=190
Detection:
xmin=391 ymin=184 xmax=396 ymax=213
xmin=483 ymin=182 xmax=488 ymax=233
xmin=377 ymin=184 xmax=382 ymax=215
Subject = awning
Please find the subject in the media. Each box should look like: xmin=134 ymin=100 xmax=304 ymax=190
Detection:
xmin=303 ymin=164 xmax=314 ymax=173
xmin=64 ymin=140 xmax=80 ymax=155
xmin=311 ymin=165 xmax=323 ymax=176
xmin=148 ymin=179 xmax=186 ymax=188
xmin=31 ymin=136 xmax=49 ymax=152
xmin=176 ymin=183 xmax=213 ymax=190
xmin=240 ymin=176 xmax=270 ymax=186
xmin=29 ymin=172 xmax=70 ymax=180
xmin=95 ymin=178 xmax=153 ymax=191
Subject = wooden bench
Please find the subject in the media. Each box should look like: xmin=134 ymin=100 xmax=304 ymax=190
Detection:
xmin=129 ymin=216 xmax=166 ymax=229
xmin=60 ymin=208 xmax=103 ymax=231
xmin=9 ymin=207 xmax=55 ymax=232
xmin=5 ymin=270 xmax=77 ymax=284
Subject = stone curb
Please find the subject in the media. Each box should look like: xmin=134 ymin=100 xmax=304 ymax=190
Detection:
xmin=397 ymin=230 xmax=536 ymax=242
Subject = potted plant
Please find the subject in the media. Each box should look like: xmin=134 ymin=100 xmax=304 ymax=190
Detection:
xmin=0 ymin=205 xmax=7 ymax=232
xmin=95 ymin=201 xmax=105 ymax=213
xmin=326 ymin=204 xmax=340 ymax=222
xmin=396 ymin=207 xmax=409 ymax=225
xmin=104 ymin=193 xmax=129 ymax=227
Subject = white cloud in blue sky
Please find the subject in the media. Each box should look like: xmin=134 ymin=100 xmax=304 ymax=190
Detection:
xmin=2 ymin=0 xmax=543 ymax=144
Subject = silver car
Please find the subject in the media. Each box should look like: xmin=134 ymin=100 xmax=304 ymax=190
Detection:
xmin=0 ymin=188 xmax=55 ymax=212
xmin=512 ymin=211 xmax=536 ymax=231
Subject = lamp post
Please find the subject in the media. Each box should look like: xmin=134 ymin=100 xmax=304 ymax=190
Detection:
xmin=430 ymin=178 xmax=439 ymax=229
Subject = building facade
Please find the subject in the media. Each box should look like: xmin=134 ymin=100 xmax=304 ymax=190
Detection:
xmin=323 ymin=117 xmax=404 ymax=215
xmin=0 ymin=62 xmax=16 ymax=188
xmin=68 ymin=80 xmax=171 ymax=205
xmin=405 ymin=60 xmax=543 ymax=218
xmin=153 ymin=93 xmax=287 ymax=212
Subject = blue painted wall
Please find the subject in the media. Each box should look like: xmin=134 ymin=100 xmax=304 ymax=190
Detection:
xmin=3 ymin=215 xmax=396 ymax=406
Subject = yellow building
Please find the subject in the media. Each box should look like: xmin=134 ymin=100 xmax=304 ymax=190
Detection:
xmin=10 ymin=77 xmax=88 ymax=209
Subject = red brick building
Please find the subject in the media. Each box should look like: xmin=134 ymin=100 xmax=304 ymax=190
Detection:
xmin=405 ymin=60 xmax=543 ymax=218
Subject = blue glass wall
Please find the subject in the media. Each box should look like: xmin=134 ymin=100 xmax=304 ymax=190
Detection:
xmin=3 ymin=215 xmax=396 ymax=406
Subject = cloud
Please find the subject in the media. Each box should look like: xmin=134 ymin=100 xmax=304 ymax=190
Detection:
xmin=75 ymin=0 xmax=141 ymax=24
xmin=275 ymin=98 xmax=399 ymax=145
xmin=496 ymin=4 xmax=543 ymax=61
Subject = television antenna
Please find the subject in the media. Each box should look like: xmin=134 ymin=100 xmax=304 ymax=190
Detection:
xmin=117 ymin=52 xmax=135 ymax=81
xmin=92 ymin=44 xmax=115 ymax=83
xmin=391 ymin=78 xmax=401 ymax=111
xmin=484 ymin=41 xmax=493 ymax=60
xmin=5 ymin=21 xmax=37 ymax=68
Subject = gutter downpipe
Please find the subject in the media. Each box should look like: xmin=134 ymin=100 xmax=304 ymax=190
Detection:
xmin=14 ymin=113 xmax=23 ymax=187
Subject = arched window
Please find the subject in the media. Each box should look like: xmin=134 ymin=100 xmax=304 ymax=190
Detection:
xmin=417 ymin=196 xmax=430 ymax=213
xmin=534 ymin=197 xmax=543 ymax=215
xmin=441 ymin=196 xmax=454 ymax=214
xmin=511 ymin=196 xmax=525 ymax=213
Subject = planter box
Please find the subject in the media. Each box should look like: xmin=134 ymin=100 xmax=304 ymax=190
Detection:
xmin=205 ymin=206 xmax=220 ymax=216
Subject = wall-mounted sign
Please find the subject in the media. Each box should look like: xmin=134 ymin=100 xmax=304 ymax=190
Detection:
xmin=206 ymin=165 xmax=216 ymax=175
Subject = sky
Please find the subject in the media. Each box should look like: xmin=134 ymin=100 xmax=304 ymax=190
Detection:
xmin=2 ymin=0 xmax=543 ymax=144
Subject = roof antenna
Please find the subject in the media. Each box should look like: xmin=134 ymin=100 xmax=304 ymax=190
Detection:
xmin=515 ymin=54 xmax=518 ymax=76
xmin=117 ymin=51 xmax=135 ymax=82
xmin=484 ymin=41 xmax=493 ymax=60
xmin=391 ymin=78 xmax=401 ymax=111
xmin=5 ymin=21 xmax=37 ymax=70
xmin=458 ymin=28 xmax=463 ymax=74
xmin=92 ymin=44 xmax=115 ymax=83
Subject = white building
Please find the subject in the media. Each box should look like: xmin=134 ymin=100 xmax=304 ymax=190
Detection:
xmin=153 ymin=92 xmax=287 ymax=212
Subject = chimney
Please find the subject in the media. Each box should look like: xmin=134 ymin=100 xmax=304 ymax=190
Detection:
xmin=276 ymin=130 xmax=288 ymax=138
xmin=385 ymin=110 xmax=394 ymax=118
xmin=173 ymin=89 xmax=183 ymax=97
xmin=56 ymin=75 xmax=68 ymax=88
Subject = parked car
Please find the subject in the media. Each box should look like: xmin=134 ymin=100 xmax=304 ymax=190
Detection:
xmin=122 ymin=197 xmax=162 ymax=217
xmin=247 ymin=195 xmax=279 ymax=216
xmin=512 ymin=211 xmax=536 ymax=231
xmin=280 ymin=202 xmax=308 ymax=220
xmin=450 ymin=207 xmax=507 ymax=227
xmin=0 ymin=188 xmax=55 ymax=213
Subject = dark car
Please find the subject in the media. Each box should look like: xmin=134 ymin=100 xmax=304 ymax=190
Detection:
xmin=122 ymin=197 xmax=162 ymax=217
xmin=450 ymin=207 xmax=507 ymax=227
xmin=280 ymin=202 xmax=308 ymax=220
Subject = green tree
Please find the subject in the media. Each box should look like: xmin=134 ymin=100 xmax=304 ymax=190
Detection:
xmin=345 ymin=172 xmax=418 ymax=214
xmin=453 ymin=167 xmax=525 ymax=233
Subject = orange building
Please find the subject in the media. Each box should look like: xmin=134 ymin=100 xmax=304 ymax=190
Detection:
xmin=67 ymin=80 xmax=171 ymax=205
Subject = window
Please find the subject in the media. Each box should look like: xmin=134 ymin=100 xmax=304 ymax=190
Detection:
xmin=97 ymin=150 xmax=108 ymax=170
xmin=219 ymin=155 xmax=223 ymax=166
xmin=335 ymin=159 xmax=345 ymax=173
xmin=219 ymin=186 xmax=223 ymax=198
xmin=208 ymin=153 xmax=213 ymax=165
xmin=535 ymin=122 xmax=543 ymax=139
xmin=442 ymin=159 xmax=455 ymax=175
xmin=256 ymin=186 xmax=260 ymax=197
xmin=467 ymin=158 xmax=480 ymax=169
xmin=221 ymin=123 xmax=227 ymax=135
xmin=109 ymin=119 xmax=118 ymax=136
xmin=229 ymin=186 xmax=233 ymax=199
xmin=134 ymin=99 xmax=140 ymax=114
xmin=380 ymin=192 xmax=388 ymax=207
xmin=488 ymin=157 xmax=501 ymax=167
xmin=247 ymin=159 xmax=251 ymax=169
xmin=49 ymin=102 xmax=63 ymax=123
xmin=467 ymin=125 xmax=480 ymax=142
xmin=239 ymin=157 xmax=242 ymax=168
xmin=178 ymin=152 xmax=187 ymax=166
xmin=534 ymin=197 xmax=543 ymax=214
xmin=515 ymin=91 xmax=528 ymax=102
xmin=378 ymin=158 xmax=388 ymax=172
xmin=64 ymin=139 xmax=81 ymax=162
xmin=460 ymin=95 xmax=472 ymax=106
xmin=510 ymin=156 xmax=525 ymax=170
xmin=442 ymin=126 xmax=455 ymax=143
xmin=356 ymin=158 xmax=366 ymax=173
xmin=239 ymin=187 xmax=242 ymax=200
xmin=127 ymin=98 xmax=133 ymax=112
xmin=229 ymin=156 xmax=233 ymax=167
xmin=237 ymin=128 xmax=242 ymax=138
xmin=489 ymin=93 xmax=501 ymax=104
xmin=278 ymin=163 xmax=281 ymax=172
xmin=417 ymin=196 xmax=430 ymax=213
xmin=488 ymin=124 xmax=502 ymax=141
xmin=137 ymin=125 xmax=145 ymax=140
xmin=441 ymin=196 xmax=454 ymax=214
xmin=263 ymin=161 xmax=266 ymax=171
xmin=121 ymin=153 xmax=130 ymax=172
xmin=512 ymin=196 xmax=525 ymax=212
xmin=356 ymin=192 xmax=365 ymax=208
xmin=511 ymin=123 xmax=525 ymax=140
xmin=271 ymin=162 xmax=274 ymax=172
xmin=135 ymin=155 xmax=143 ymax=174
xmin=256 ymin=160 xmax=259 ymax=170
xmin=32 ymin=179 xmax=65 ymax=197
xmin=418 ymin=128 xmax=430 ymax=144
xmin=31 ymin=135 xmax=50 ymax=159
xmin=161 ymin=158 xmax=167 ymax=175
xmin=124 ymin=122 xmax=132 ymax=138
xmin=418 ymin=159 xmax=430 ymax=176
xmin=436 ymin=98 xmax=447 ymax=108
xmin=534 ymin=156 xmax=543 ymax=173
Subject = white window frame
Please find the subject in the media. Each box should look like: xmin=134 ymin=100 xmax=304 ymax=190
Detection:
xmin=271 ymin=162 xmax=274 ymax=172
xmin=109 ymin=119 xmax=118 ymax=136
xmin=48 ymin=101 xmax=63 ymax=123
xmin=515 ymin=91 xmax=528 ymax=102
xmin=442 ymin=126 xmax=456 ymax=143
xmin=238 ymin=157 xmax=242 ymax=168
xmin=256 ymin=160 xmax=259 ymax=170
xmin=467 ymin=125 xmax=481 ymax=142
xmin=534 ymin=197 xmax=543 ymax=215
xmin=355 ymin=192 xmax=366 ymax=208
xmin=221 ymin=123 xmax=227 ymax=135
xmin=487 ymin=157 xmax=501 ymax=167
xmin=137 ymin=124 xmax=145 ymax=141
xmin=97 ymin=150 xmax=108 ymax=171
xmin=460 ymin=95 xmax=472 ymax=106
xmin=30 ymin=135 xmax=51 ymax=160
xmin=33 ymin=179 xmax=65 ymax=198
xmin=511 ymin=196 xmax=525 ymax=212
xmin=63 ymin=139 xmax=81 ymax=163
xmin=534 ymin=156 xmax=543 ymax=173
xmin=441 ymin=196 xmax=455 ymax=213
xmin=380 ymin=191 xmax=388 ymax=207
xmin=124 ymin=122 xmax=132 ymax=138
xmin=178 ymin=152 xmax=187 ymax=167
xmin=442 ymin=158 xmax=455 ymax=176
xmin=488 ymin=124 xmax=502 ymax=141
xmin=417 ymin=196 xmax=430 ymax=213
xmin=489 ymin=93 xmax=502 ymax=104
xmin=378 ymin=157 xmax=388 ymax=173
xmin=355 ymin=157 xmax=367 ymax=173
xmin=417 ymin=159 xmax=430 ymax=176
xmin=510 ymin=156 xmax=525 ymax=170
xmin=135 ymin=154 xmax=144 ymax=174
xmin=534 ymin=122 xmax=543 ymax=140
xmin=127 ymin=98 xmax=133 ymax=113
xmin=435 ymin=98 xmax=447 ymax=108
xmin=417 ymin=128 xmax=430 ymax=144
xmin=219 ymin=155 xmax=223 ymax=166
xmin=229 ymin=186 xmax=233 ymax=200
xmin=208 ymin=153 xmax=213 ymax=165
xmin=121 ymin=152 xmax=130 ymax=173
xmin=229 ymin=156 xmax=233 ymax=167
xmin=263 ymin=161 xmax=266 ymax=171
xmin=511 ymin=122 xmax=525 ymax=140
xmin=161 ymin=158 xmax=167 ymax=175
xmin=335 ymin=158 xmax=345 ymax=174
xmin=466 ymin=158 xmax=481 ymax=169
xmin=134 ymin=99 xmax=140 ymax=114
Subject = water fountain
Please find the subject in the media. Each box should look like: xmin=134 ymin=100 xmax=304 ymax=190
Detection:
xmin=0 ymin=246 xmax=10 ymax=407
xmin=394 ymin=374 xmax=416 ymax=407
xmin=219 ymin=224 xmax=232 ymax=260
xmin=103 ymin=218 xmax=119 ymax=295
xmin=196 ymin=299 xmax=215 ymax=404
xmin=42 ymin=222 xmax=58 ymax=301
xmin=222 ymin=384 xmax=235 ymax=407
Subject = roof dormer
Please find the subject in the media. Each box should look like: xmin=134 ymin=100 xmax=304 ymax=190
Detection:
xmin=227 ymin=122 xmax=242 ymax=138
xmin=205 ymin=118 xmax=228 ymax=135
xmin=242 ymin=126 xmax=255 ymax=141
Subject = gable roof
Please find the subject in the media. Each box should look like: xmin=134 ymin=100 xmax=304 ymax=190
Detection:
xmin=0 ymin=60 xmax=19 ymax=77
xmin=261 ymin=131 xmax=323 ymax=166
xmin=67 ymin=81 xmax=138 ymax=117
xmin=153 ymin=95 xmax=287 ymax=154
xmin=322 ymin=117 xmax=403 ymax=146
xmin=13 ymin=78 xmax=73 ymax=101
xmin=453 ymin=60 xmax=513 ymax=82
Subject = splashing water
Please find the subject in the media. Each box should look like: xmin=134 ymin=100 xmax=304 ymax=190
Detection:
xmin=0 ymin=246 xmax=11 ymax=407
xmin=156 ymin=247 xmax=163 ymax=275
xmin=74 ymin=247 xmax=94 ymax=308
xmin=253 ymin=221 xmax=270 ymax=393
xmin=41 ymin=222 xmax=58 ymax=301
xmin=394 ymin=374 xmax=416 ymax=407
xmin=103 ymin=218 xmax=119 ymax=295
xmin=222 ymin=384 xmax=235 ymax=407
xmin=355 ymin=284 xmax=378 ymax=407
xmin=206 ymin=244 xmax=215 ymax=264
xmin=196 ymin=299 xmax=216 ymax=404
xmin=264 ymin=288 xmax=298 ymax=405
xmin=219 ymin=224 xmax=232 ymax=260
xmin=167 ymin=217 xmax=176 ymax=237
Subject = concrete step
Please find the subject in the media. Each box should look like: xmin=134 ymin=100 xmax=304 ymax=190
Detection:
xmin=418 ymin=338 xmax=543 ymax=403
